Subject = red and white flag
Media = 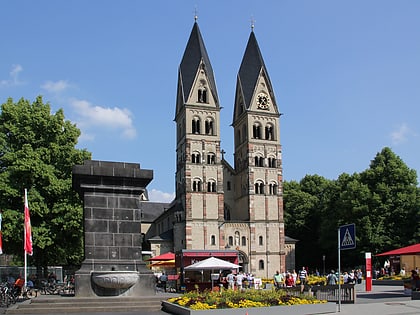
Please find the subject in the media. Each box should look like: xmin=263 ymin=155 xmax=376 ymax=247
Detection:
xmin=24 ymin=189 xmax=33 ymax=255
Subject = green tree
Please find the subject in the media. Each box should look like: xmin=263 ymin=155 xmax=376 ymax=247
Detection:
xmin=284 ymin=175 xmax=335 ymax=267
xmin=360 ymin=147 xmax=420 ymax=253
xmin=0 ymin=96 xmax=91 ymax=274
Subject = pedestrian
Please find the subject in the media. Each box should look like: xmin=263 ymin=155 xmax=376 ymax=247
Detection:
xmin=327 ymin=270 xmax=338 ymax=285
xmin=298 ymin=267 xmax=307 ymax=293
xmin=226 ymin=271 xmax=235 ymax=290
xmin=273 ymin=271 xmax=284 ymax=289
xmin=235 ymin=272 xmax=244 ymax=291
xmin=285 ymin=272 xmax=294 ymax=287
xmin=159 ymin=272 xmax=168 ymax=292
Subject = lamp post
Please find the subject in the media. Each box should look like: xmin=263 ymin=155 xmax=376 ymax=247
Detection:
xmin=322 ymin=255 xmax=326 ymax=276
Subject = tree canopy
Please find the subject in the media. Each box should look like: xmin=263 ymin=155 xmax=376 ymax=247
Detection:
xmin=284 ymin=147 xmax=420 ymax=271
xmin=0 ymin=96 xmax=91 ymax=272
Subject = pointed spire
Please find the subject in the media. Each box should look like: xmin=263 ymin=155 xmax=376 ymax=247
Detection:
xmin=237 ymin=30 xmax=273 ymax=110
xmin=178 ymin=22 xmax=219 ymax=107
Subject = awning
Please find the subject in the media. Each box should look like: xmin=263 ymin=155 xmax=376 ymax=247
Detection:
xmin=376 ymin=243 xmax=420 ymax=256
xmin=147 ymin=252 xmax=175 ymax=261
xmin=149 ymin=259 xmax=175 ymax=268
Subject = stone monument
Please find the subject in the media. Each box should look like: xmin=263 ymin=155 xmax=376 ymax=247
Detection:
xmin=72 ymin=160 xmax=155 ymax=297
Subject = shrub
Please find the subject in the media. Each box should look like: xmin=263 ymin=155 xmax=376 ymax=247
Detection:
xmin=167 ymin=288 xmax=327 ymax=310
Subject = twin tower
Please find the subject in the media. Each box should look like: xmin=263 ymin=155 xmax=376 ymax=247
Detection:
xmin=171 ymin=21 xmax=286 ymax=278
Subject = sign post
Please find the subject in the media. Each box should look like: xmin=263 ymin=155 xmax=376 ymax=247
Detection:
xmin=365 ymin=252 xmax=372 ymax=291
xmin=338 ymin=223 xmax=356 ymax=312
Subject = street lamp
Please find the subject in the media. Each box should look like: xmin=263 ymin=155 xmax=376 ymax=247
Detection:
xmin=322 ymin=255 xmax=326 ymax=276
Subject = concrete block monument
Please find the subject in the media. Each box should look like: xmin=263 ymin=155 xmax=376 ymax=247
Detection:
xmin=72 ymin=160 xmax=155 ymax=297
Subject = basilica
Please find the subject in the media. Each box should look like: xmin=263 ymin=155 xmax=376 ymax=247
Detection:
xmin=141 ymin=20 xmax=296 ymax=279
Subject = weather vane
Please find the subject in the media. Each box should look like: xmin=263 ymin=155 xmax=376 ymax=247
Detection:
xmin=194 ymin=6 xmax=198 ymax=22
xmin=251 ymin=16 xmax=255 ymax=31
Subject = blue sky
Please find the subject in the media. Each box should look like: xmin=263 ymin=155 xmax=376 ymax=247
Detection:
xmin=1 ymin=1 xmax=419 ymax=202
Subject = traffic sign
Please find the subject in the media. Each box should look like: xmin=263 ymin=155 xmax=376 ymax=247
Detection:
xmin=339 ymin=223 xmax=356 ymax=250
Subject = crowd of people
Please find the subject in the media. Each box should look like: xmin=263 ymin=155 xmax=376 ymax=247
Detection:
xmin=224 ymin=271 xmax=259 ymax=290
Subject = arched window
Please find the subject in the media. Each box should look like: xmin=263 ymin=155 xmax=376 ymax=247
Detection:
xmin=254 ymin=156 xmax=264 ymax=167
xmin=265 ymin=123 xmax=274 ymax=140
xmin=207 ymin=180 xmax=216 ymax=192
xmin=207 ymin=152 xmax=216 ymax=164
xmin=205 ymin=118 xmax=214 ymax=135
xmin=252 ymin=123 xmax=262 ymax=139
xmin=259 ymin=235 xmax=264 ymax=246
xmin=192 ymin=152 xmax=201 ymax=164
xmin=268 ymin=157 xmax=276 ymax=168
xmin=192 ymin=178 xmax=202 ymax=192
xmin=241 ymin=236 xmax=246 ymax=246
xmin=192 ymin=117 xmax=201 ymax=134
xmin=255 ymin=181 xmax=265 ymax=194
xmin=259 ymin=260 xmax=265 ymax=270
xmin=211 ymin=235 xmax=216 ymax=246
xmin=198 ymin=88 xmax=207 ymax=103
xmin=269 ymin=182 xmax=278 ymax=195
xmin=228 ymin=236 xmax=234 ymax=246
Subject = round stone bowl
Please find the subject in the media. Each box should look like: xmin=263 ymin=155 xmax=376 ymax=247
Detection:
xmin=91 ymin=271 xmax=139 ymax=289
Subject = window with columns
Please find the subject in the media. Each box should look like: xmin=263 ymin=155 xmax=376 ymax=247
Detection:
xmin=192 ymin=178 xmax=202 ymax=192
xmin=265 ymin=123 xmax=274 ymax=140
xmin=269 ymin=182 xmax=278 ymax=195
xmin=205 ymin=118 xmax=214 ymax=135
xmin=255 ymin=181 xmax=265 ymax=194
xmin=192 ymin=151 xmax=201 ymax=164
xmin=207 ymin=180 xmax=216 ymax=192
xmin=252 ymin=123 xmax=262 ymax=139
xmin=192 ymin=117 xmax=201 ymax=134
xmin=268 ymin=157 xmax=276 ymax=168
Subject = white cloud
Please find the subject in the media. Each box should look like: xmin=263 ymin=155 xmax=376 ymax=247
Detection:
xmin=148 ymin=189 xmax=175 ymax=203
xmin=70 ymin=98 xmax=137 ymax=139
xmin=0 ymin=64 xmax=23 ymax=87
xmin=390 ymin=123 xmax=410 ymax=145
xmin=41 ymin=80 xmax=70 ymax=93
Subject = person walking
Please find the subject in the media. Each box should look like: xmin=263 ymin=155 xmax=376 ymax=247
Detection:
xmin=327 ymin=270 xmax=338 ymax=285
xmin=226 ymin=271 xmax=235 ymax=290
xmin=159 ymin=272 xmax=168 ymax=292
xmin=273 ymin=271 xmax=284 ymax=289
xmin=298 ymin=267 xmax=308 ymax=293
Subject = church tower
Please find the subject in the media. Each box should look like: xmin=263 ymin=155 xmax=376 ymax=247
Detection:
xmin=174 ymin=21 xmax=225 ymax=252
xmin=166 ymin=20 xmax=288 ymax=278
xmin=231 ymin=28 xmax=286 ymax=275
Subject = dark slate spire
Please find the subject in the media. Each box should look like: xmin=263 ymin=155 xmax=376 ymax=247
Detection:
xmin=176 ymin=22 xmax=219 ymax=116
xmin=237 ymin=31 xmax=274 ymax=111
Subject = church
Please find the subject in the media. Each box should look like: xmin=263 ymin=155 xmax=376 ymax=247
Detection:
xmin=141 ymin=19 xmax=296 ymax=280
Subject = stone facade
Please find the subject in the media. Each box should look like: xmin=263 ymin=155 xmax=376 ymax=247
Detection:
xmin=149 ymin=21 xmax=288 ymax=279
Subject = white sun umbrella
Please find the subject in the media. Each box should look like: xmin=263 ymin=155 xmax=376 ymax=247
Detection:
xmin=184 ymin=257 xmax=241 ymax=287
xmin=184 ymin=256 xmax=241 ymax=270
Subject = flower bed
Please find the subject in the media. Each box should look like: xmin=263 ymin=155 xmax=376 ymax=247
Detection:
xmin=162 ymin=288 xmax=336 ymax=315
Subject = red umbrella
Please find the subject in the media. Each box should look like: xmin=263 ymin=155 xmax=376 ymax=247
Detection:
xmin=147 ymin=252 xmax=175 ymax=261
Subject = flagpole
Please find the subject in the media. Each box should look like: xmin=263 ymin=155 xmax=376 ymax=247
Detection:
xmin=24 ymin=189 xmax=28 ymax=289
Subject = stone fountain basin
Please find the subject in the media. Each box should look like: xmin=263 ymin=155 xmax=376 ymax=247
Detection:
xmin=91 ymin=271 xmax=139 ymax=289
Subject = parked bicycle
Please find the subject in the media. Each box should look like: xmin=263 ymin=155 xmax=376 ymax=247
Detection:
xmin=40 ymin=280 xmax=65 ymax=295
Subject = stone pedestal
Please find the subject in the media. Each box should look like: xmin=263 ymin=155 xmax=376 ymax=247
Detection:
xmin=72 ymin=160 xmax=155 ymax=297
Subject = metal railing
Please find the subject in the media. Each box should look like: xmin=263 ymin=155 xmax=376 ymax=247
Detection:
xmin=285 ymin=284 xmax=356 ymax=303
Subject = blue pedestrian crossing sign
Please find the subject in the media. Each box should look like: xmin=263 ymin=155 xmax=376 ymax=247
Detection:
xmin=340 ymin=223 xmax=356 ymax=250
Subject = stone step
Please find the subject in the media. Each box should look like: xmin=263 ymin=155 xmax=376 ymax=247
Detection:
xmin=5 ymin=295 xmax=169 ymax=314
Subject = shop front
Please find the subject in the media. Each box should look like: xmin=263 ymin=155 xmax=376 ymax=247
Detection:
xmin=176 ymin=250 xmax=239 ymax=292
